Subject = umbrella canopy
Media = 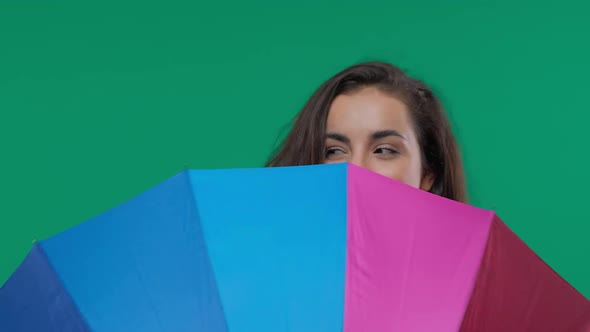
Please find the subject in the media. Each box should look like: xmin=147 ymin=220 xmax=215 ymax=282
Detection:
xmin=1 ymin=163 xmax=589 ymax=331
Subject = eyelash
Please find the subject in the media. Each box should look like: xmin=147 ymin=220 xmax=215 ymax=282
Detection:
xmin=374 ymin=147 xmax=398 ymax=155
xmin=325 ymin=147 xmax=399 ymax=155
xmin=326 ymin=148 xmax=344 ymax=155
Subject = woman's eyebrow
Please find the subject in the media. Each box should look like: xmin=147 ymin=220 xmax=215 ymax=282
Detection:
xmin=371 ymin=129 xmax=406 ymax=141
xmin=326 ymin=132 xmax=350 ymax=144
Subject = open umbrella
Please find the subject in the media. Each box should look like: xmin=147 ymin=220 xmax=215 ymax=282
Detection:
xmin=1 ymin=163 xmax=589 ymax=331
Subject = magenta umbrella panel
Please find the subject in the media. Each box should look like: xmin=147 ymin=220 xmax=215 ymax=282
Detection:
xmin=1 ymin=163 xmax=588 ymax=332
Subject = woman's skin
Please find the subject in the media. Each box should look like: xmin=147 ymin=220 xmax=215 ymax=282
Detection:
xmin=324 ymin=86 xmax=434 ymax=191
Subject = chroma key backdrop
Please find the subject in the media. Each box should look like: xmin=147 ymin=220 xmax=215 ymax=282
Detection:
xmin=1 ymin=0 xmax=589 ymax=315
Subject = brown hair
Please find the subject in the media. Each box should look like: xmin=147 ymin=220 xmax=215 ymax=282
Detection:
xmin=266 ymin=61 xmax=467 ymax=203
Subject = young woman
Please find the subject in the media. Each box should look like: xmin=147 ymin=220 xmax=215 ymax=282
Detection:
xmin=266 ymin=61 xmax=466 ymax=203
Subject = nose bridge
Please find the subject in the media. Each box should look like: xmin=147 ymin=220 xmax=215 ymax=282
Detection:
xmin=349 ymin=150 xmax=367 ymax=168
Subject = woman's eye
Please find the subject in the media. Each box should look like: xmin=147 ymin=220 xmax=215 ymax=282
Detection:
xmin=374 ymin=147 xmax=398 ymax=155
xmin=326 ymin=148 xmax=344 ymax=156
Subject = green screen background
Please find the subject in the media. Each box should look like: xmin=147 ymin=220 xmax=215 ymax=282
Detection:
xmin=1 ymin=1 xmax=589 ymax=298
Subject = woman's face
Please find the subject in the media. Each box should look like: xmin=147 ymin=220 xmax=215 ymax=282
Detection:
xmin=324 ymin=87 xmax=433 ymax=190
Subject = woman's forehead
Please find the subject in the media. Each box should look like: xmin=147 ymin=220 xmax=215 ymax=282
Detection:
xmin=327 ymin=91 xmax=413 ymax=133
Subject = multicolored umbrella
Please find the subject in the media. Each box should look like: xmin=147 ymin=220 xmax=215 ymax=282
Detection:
xmin=1 ymin=163 xmax=589 ymax=331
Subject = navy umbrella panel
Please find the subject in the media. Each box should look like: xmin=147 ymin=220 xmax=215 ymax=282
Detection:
xmin=1 ymin=165 xmax=348 ymax=332
xmin=0 ymin=163 xmax=588 ymax=332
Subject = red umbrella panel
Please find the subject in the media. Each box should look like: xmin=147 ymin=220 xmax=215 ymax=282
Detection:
xmin=1 ymin=163 xmax=588 ymax=331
